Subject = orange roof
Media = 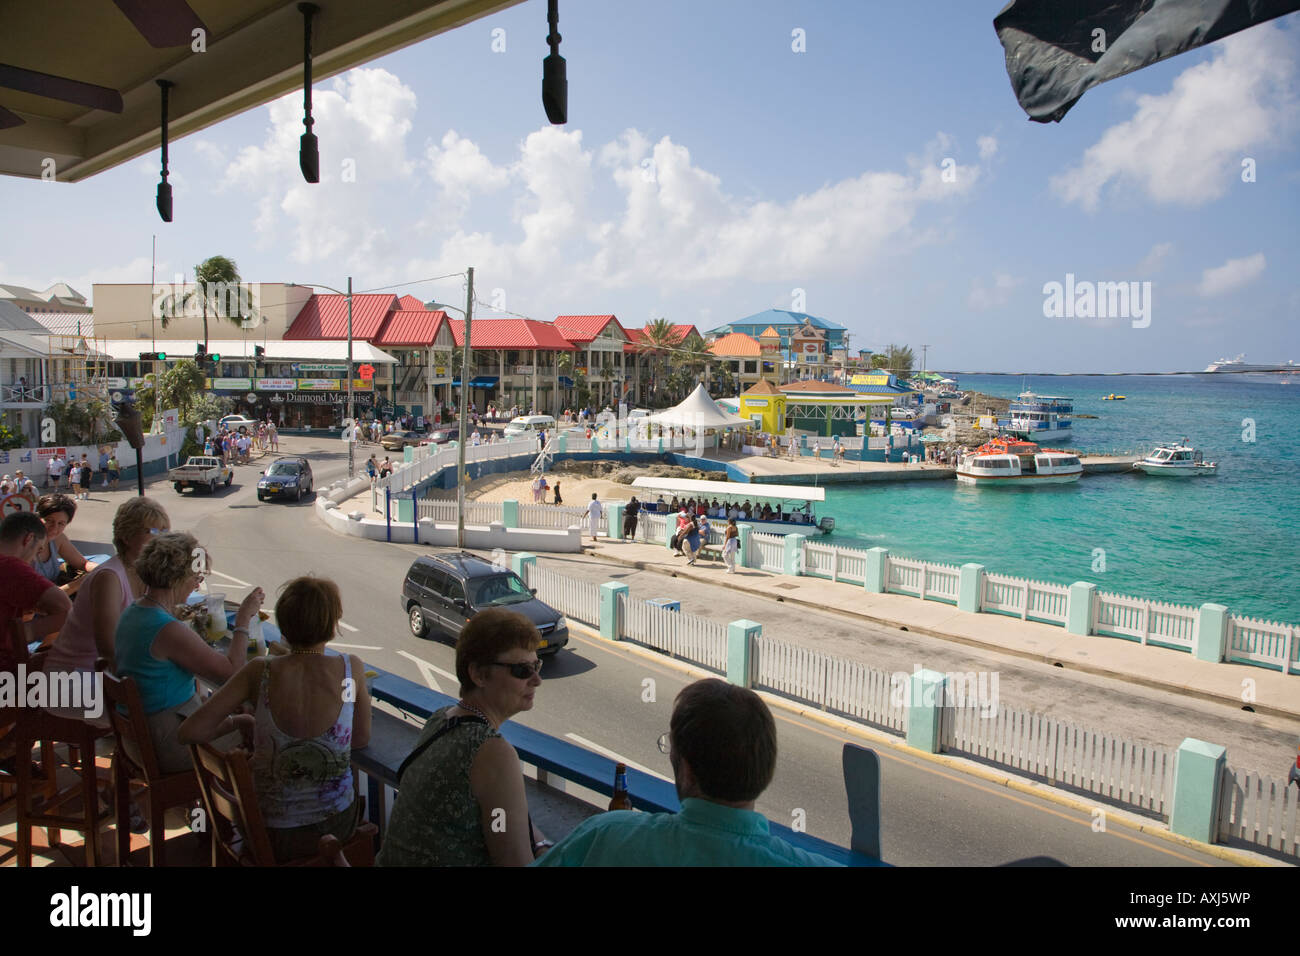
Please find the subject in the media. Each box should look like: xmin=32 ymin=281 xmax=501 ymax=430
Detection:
xmin=552 ymin=314 xmax=625 ymax=344
xmin=708 ymin=332 xmax=761 ymax=357
xmin=741 ymin=379 xmax=782 ymax=396
xmin=758 ymin=325 xmax=780 ymax=338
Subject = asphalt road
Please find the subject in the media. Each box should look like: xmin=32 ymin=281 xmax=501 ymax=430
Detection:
xmin=59 ymin=434 xmax=1247 ymax=866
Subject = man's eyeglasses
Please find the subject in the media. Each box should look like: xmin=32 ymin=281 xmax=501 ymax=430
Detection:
xmin=487 ymin=659 xmax=543 ymax=679
xmin=657 ymin=733 xmax=671 ymax=756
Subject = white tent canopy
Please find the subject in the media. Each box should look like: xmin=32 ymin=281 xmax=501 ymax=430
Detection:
xmin=647 ymin=384 xmax=751 ymax=430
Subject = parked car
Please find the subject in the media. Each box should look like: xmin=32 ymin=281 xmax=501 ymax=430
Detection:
xmin=379 ymin=430 xmax=426 ymax=451
xmin=256 ymin=457 xmax=314 ymax=501
xmin=421 ymin=427 xmax=459 ymax=445
xmin=167 ymin=456 xmax=233 ymax=494
xmin=503 ymin=414 xmax=556 ymax=438
xmin=219 ymin=415 xmax=259 ymax=434
xmin=402 ymin=551 xmax=569 ymax=655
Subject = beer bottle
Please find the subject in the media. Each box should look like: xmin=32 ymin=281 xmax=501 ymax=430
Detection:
xmin=608 ymin=763 xmax=632 ymax=811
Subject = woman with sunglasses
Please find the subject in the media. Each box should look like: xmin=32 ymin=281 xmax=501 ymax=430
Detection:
xmin=114 ymin=532 xmax=263 ymax=772
xmin=44 ymin=496 xmax=170 ymax=675
xmin=30 ymin=493 xmax=97 ymax=592
xmin=378 ymin=608 xmax=546 ymax=867
xmin=180 ymin=576 xmax=371 ymax=862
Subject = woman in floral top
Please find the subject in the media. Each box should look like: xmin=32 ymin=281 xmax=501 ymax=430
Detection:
xmin=180 ymin=576 xmax=371 ymax=862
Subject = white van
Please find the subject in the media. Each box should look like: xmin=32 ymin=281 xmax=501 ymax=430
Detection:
xmin=504 ymin=414 xmax=557 ymax=437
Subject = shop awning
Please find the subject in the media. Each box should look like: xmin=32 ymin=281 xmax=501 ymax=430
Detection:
xmin=558 ymin=376 xmax=574 ymax=387
xmin=451 ymin=376 xmax=500 ymax=388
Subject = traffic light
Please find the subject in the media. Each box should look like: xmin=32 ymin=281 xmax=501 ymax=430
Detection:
xmin=254 ymin=345 xmax=265 ymax=360
xmin=195 ymin=349 xmax=220 ymax=365
xmin=138 ymin=351 xmax=166 ymax=361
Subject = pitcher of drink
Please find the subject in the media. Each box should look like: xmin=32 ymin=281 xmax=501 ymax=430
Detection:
xmin=204 ymin=592 xmax=229 ymax=641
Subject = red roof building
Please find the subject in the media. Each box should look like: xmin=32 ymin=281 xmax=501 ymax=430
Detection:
xmin=283 ymin=293 xmax=397 ymax=339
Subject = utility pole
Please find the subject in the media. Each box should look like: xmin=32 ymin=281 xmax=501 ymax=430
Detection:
xmin=920 ymin=344 xmax=930 ymax=377
xmin=347 ymin=276 xmax=355 ymax=479
xmin=456 ymin=267 xmax=474 ymax=549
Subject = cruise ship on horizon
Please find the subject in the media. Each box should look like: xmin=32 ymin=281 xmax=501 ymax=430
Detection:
xmin=1203 ymin=354 xmax=1300 ymax=374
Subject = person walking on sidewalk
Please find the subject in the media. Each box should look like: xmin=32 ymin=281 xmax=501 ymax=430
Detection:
xmin=623 ymin=496 xmax=640 ymax=539
xmin=586 ymin=493 xmax=603 ymax=543
xmin=722 ymin=518 xmax=739 ymax=573
xmin=46 ymin=454 xmax=63 ymax=490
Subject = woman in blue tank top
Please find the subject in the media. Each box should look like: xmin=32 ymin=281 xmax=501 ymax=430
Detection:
xmin=114 ymin=531 xmax=264 ymax=773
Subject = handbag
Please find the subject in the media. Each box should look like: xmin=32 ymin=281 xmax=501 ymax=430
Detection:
xmin=395 ymin=713 xmax=487 ymax=785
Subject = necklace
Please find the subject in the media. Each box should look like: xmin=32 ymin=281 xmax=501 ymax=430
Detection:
xmin=456 ymin=699 xmax=493 ymax=726
xmin=289 ymin=646 xmax=324 ymax=655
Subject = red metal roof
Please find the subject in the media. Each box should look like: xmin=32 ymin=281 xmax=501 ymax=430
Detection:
xmin=284 ymin=294 xmax=397 ymax=340
xmin=374 ymin=309 xmax=449 ymax=347
xmin=397 ymin=294 xmax=427 ymax=311
xmin=552 ymin=314 xmax=625 ymax=344
xmin=447 ymin=318 xmax=575 ymax=351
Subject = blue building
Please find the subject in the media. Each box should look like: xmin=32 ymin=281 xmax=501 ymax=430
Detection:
xmin=705 ymin=310 xmax=850 ymax=363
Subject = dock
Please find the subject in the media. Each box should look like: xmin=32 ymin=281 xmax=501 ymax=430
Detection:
xmin=716 ymin=450 xmax=1140 ymax=485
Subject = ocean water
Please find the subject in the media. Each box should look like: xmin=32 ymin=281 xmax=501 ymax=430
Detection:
xmin=826 ymin=375 xmax=1300 ymax=624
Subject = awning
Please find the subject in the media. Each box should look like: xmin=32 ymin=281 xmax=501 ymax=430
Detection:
xmin=558 ymin=376 xmax=574 ymax=387
xmin=451 ymin=377 xmax=500 ymax=388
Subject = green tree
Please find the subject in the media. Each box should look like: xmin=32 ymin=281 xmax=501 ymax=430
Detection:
xmin=871 ymin=344 xmax=914 ymax=377
xmin=0 ymin=421 xmax=26 ymax=450
xmin=709 ymin=363 xmax=736 ymax=400
xmin=137 ymin=359 xmax=207 ymax=422
xmin=158 ymin=255 xmax=246 ymax=352
xmin=675 ymin=335 xmax=715 ymax=397
xmin=638 ymin=317 xmax=678 ymax=405
xmin=43 ymin=399 xmax=121 ymax=446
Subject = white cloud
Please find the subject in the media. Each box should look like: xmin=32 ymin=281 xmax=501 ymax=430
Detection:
xmin=1137 ymin=242 xmax=1174 ymax=274
xmin=977 ymin=135 xmax=998 ymax=161
xmin=1197 ymin=252 xmax=1266 ymax=296
xmin=967 ymin=273 xmax=1023 ymax=310
xmin=1052 ymin=24 xmax=1298 ymax=211
xmin=425 ymin=130 xmax=510 ymax=217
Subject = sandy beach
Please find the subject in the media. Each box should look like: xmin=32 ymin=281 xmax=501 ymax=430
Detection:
xmin=424 ymin=469 xmax=640 ymax=506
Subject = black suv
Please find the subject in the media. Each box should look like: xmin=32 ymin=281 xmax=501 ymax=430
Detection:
xmin=402 ymin=551 xmax=569 ymax=654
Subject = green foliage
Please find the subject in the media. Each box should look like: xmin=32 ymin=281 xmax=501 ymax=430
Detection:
xmin=43 ymin=399 xmax=121 ymax=446
xmin=0 ymin=421 xmax=26 ymax=450
xmin=158 ymin=255 xmax=245 ymax=348
xmin=191 ymin=393 xmax=234 ymax=424
xmin=137 ymin=360 xmax=207 ymax=422
xmin=708 ymin=363 xmax=736 ymax=400
xmin=874 ymin=344 xmax=914 ymax=377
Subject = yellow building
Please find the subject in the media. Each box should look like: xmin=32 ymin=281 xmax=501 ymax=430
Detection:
xmin=737 ymin=378 xmax=786 ymax=434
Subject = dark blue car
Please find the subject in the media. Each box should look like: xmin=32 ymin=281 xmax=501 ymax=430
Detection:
xmin=257 ymin=457 xmax=314 ymax=502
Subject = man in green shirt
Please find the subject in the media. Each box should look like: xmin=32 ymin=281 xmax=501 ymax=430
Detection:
xmin=534 ymin=680 xmax=837 ymax=867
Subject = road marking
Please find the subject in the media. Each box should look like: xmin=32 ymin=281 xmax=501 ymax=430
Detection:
xmin=339 ymin=621 xmax=359 ymax=632
xmin=209 ymin=570 xmax=251 ymax=587
xmin=332 ymin=643 xmax=383 ymax=651
xmin=564 ymin=734 xmax=669 ymax=781
xmin=396 ymin=650 xmax=458 ymax=693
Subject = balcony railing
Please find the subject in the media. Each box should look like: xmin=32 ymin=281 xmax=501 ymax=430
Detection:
xmin=0 ymin=383 xmax=50 ymax=405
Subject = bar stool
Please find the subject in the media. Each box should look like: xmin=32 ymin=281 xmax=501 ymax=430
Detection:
xmin=10 ymin=631 xmax=112 ymax=866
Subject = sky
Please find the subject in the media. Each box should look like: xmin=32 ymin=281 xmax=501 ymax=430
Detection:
xmin=2 ymin=0 xmax=1298 ymax=374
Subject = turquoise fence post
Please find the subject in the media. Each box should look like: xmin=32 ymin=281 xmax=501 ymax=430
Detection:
xmin=783 ymin=533 xmax=807 ymax=576
xmin=958 ymin=563 xmax=984 ymax=613
xmin=557 ymin=433 xmax=567 ymax=453
xmin=905 ymin=669 xmax=948 ymax=754
xmin=403 ymin=445 xmax=415 ymax=463
xmin=1168 ymin=739 xmax=1227 ymax=845
xmin=1066 ymin=582 xmax=1095 ymax=635
xmin=657 ymin=437 xmax=664 ymax=454
xmin=727 ymin=620 xmax=761 ymax=687
xmin=737 ymin=523 xmax=754 ymax=568
xmin=397 ymin=496 xmax=414 ymax=523
xmin=864 ymin=547 xmax=888 ymax=593
xmin=501 ymin=499 xmax=520 ymax=530
xmin=511 ymin=552 xmax=537 ymax=578
xmin=1194 ymin=604 xmax=1229 ymax=663
xmin=608 ymin=501 xmax=625 ymax=540
xmin=599 ymin=582 xmax=628 ymax=641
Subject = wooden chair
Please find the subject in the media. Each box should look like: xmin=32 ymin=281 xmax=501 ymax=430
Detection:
xmin=98 ymin=664 xmax=205 ymax=866
xmin=10 ymin=629 xmax=112 ymax=866
xmin=190 ymin=742 xmax=376 ymax=867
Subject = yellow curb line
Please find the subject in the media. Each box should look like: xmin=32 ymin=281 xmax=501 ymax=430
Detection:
xmin=577 ymin=546 xmax=1300 ymax=722
xmin=566 ymin=620 xmax=1281 ymax=868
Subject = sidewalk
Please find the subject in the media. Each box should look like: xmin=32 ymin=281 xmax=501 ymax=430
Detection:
xmin=573 ymin=535 xmax=1300 ymax=723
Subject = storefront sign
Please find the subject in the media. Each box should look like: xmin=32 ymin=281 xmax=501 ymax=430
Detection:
xmin=256 ymin=378 xmax=297 ymax=391
xmin=35 ymin=447 xmax=68 ymax=459
xmin=297 ymin=379 xmax=340 ymax=391
xmin=294 ymin=364 xmax=347 ymax=372
xmin=515 ymin=365 xmax=535 ymax=376
xmin=349 ymin=379 xmax=373 ymax=390
xmin=746 ymin=398 xmax=769 ymax=407
xmin=358 ymin=364 xmax=375 ymax=379
xmin=212 ymin=377 xmax=252 ymax=390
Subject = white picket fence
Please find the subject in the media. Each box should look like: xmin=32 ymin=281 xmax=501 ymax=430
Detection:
xmin=416 ymin=498 xmax=500 ymax=526
xmin=374 ymin=437 xmax=537 ymax=497
xmin=982 ymin=573 xmax=1070 ymax=626
xmin=942 ymin=705 xmax=1175 ymax=817
xmin=1217 ymin=766 xmax=1300 ymax=858
xmin=523 ymin=564 xmax=601 ymax=625
xmin=616 ymin=593 xmax=727 ymax=672
xmin=751 ymin=532 xmax=785 ymax=573
xmin=887 ymin=555 xmax=961 ymax=604
xmin=1227 ymin=615 xmax=1297 ymax=674
xmin=636 ymin=512 xmax=668 ymax=545
xmin=519 ymin=503 xmax=589 ymax=530
xmin=804 ymin=542 xmax=868 ymax=585
xmin=752 ymin=637 xmax=905 ymax=732
xmin=1094 ymin=591 xmax=1198 ymax=650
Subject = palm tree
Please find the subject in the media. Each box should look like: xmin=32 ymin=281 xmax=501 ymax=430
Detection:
xmin=638 ymin=317 xmax=678 ymax=405
xmin=675 ymin=335 xmax=715 ymax=396
xmin=159 ymin=255 xmax=244 ymax=352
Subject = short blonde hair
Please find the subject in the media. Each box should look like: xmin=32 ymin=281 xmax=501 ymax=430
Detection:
xmin=112 ymin=496 xmax=169 ymax=555
xmin=275 ymin=576 xmax=342 ymax=647
xmin=135 ymin=531 xmax=202 ymax=590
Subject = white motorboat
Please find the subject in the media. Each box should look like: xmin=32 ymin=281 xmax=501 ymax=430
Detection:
xmin=955 ymin=437 xmax=1082 ymax=486
xmin=1133 ymin=442 xmax=1217 ymax=477
xmin=630 ymin=476 xmax=833 ymax=534
xmin=1000 ymin=391 xmax=1073 ymax=442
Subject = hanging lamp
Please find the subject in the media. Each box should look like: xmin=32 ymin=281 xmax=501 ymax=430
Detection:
xmin=541 ymin=0 xmax=567 ymax=124
xmin=155 ymin=79 xmax=173 ymax=222
xmin=298 ymin=2 xmax=320 ymax=182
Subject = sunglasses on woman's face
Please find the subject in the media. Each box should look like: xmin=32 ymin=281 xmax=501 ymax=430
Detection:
xmin=487 ymin=659 xmax=543 ymax=679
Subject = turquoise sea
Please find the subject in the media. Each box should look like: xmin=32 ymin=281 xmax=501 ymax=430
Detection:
xmin=825 ymin=375 xmax=1300 ymax=624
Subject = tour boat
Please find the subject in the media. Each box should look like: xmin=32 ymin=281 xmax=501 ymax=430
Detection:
xmin=955 ymin=437 xmax=1082 ymax=486
xmin=1132 ymin=442 xmax=1217 ymax=477
xmin=1000 ymin=391 xmax=1074 ymax=441
xmin=630 ymin=477 xmax=833 ymax=535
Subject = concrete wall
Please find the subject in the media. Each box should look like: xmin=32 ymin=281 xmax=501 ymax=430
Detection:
xmin=316 ymin=495 xmax=582 ymax=551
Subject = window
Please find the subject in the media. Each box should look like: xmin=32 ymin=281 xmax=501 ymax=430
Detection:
xmin=427 ymin=568 xmax=451 ymax=597
xmin=744 ymin=361 xmax=757 ymax=374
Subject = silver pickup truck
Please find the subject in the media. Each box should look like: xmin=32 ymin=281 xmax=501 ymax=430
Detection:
xmin=167 ymin=456 xmax=234 ymax=494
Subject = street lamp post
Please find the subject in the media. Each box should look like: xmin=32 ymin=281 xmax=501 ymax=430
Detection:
xmin=428 ymin=267 xmax=474 ymax=550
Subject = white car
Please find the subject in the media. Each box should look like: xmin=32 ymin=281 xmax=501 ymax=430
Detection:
xmin=219 ymin=415 xmax=259 ymax=434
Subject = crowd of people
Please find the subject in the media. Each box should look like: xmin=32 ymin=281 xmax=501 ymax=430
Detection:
xmin=204 ymin=420 xmax=277 ymax=464
xmin=646 ymin=495 xmax=816 ymax=527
